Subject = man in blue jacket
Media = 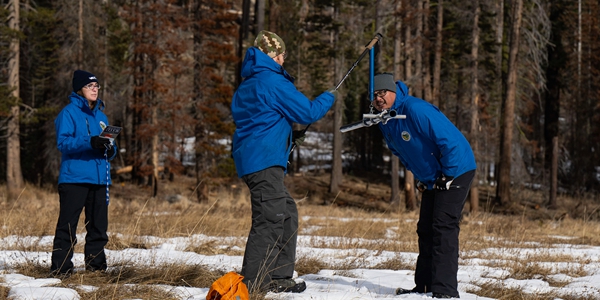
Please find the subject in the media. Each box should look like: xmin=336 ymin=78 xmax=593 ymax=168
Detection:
xmin=372 ymin=73 xmax=476 ymax=299
xmin=231 ymin=30 xmax=335 ymax=294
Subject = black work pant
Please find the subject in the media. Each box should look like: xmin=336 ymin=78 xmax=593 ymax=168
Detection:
xmin=51 ymin=183 xmax=109 ymax=274
xmin=414 ymin=170 xmax=475 ymax=297
xmin=241 ymin=167 xmax=298 ymax=291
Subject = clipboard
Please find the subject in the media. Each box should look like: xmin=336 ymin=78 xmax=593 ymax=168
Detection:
xmin=100 ymin=125 xmax=122 ymax=139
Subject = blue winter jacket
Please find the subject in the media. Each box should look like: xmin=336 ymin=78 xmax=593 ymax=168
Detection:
xmin=379 ymin=81 xmax=476 ymax=189
xmin=232 ymin=47 xmax=335 ymax=177
xmin=55 ymin=92 xmax=117 ymax=185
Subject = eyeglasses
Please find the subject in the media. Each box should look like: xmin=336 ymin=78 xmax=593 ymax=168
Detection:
xmin=282 ymin=52 xmax=288 ymax=59
xmin=374 ymin=90 xmax=387 ymax=98
xmin=83 ymin=83 xmax=101 ymax=90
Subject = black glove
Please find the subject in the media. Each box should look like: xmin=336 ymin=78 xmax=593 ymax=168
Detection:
xmin=91 ymin=136 xmax=112 ymax=150
xmin=292 ymin=130 xmax=306 ymax=147
xmin=434 ymin=174 xmax=454 ymax=190
xmin=106 ymin=147 xmax=116 ymax=158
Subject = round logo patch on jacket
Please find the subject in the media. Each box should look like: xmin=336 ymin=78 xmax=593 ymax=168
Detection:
xmin=401 ymin=131 xmax=411 ymax=141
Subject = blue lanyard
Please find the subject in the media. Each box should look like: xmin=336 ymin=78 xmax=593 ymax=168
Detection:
xmin=104 ymin=148 xmax=110 ymax=205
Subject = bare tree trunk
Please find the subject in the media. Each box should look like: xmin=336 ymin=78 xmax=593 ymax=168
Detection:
xmin=496 ymin=0 xmax=523 ymax=206
xmin=432 ymin=0 xmax=443 ymax=108
xmin=268 ymin=0 xmax=279 ymax=33
xmin=78 ymin=0 xmax=83 ymax=65
xmin=576 ymin=0 xmax=581 ymax=107
xmin=329 ymin=6 xmax=343 ymax=195
xmin=493 ymin=0 xmax=504 ymax=187
xmin=422 ymin=0 xmax=432 ymax=101
xmin=129 ymin=0 xmax=143 ymax=185
xmin=544 ymin=0 xmax=564 ymax=209
xmin=255 ymin=0 xmax=264 ymax=33
xmin=390 ymin=0 xmax=404 ymax=207
xmin=403 ymin=0 xmax=417 ymax=211
xmin=469 ymin=0 xmax=480 ymax=214
xmin=7 ymin=0 xmax=24 ymax=201
xmin=192 ymin=0 xmax=208 ymax=202
xmin=414 ymin=0 xmax=423 ymax=99
xmin=548 ymin=137 xmax=558 ymax=209
xmin=103 ymin=3 xmax=109 ymax=93
xmin=151 ymin=107 xmax=159 ymax=198
xmin=237 ymin=0 xmax=251 ymax=86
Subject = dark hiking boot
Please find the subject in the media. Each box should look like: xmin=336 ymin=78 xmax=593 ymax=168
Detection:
xmin=48 ymin=269 xmax=72 ymax=279
xmin=433 ymin=292 xmax=459 ymax=298
xmin=85 ymin=266 xmax=107 ymax=272
xmin=395 ymin=287 xmax=421 ymax=295
xmin=269 ymin=278 xmax=307 ymax=293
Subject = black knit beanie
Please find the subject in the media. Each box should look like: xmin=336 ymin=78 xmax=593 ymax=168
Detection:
xmin=72 ymin=70 xmax=98 ymax=92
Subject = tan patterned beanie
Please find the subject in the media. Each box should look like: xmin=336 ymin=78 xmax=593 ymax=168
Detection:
xmin=254 ymin=30 xmax=286 ymax=58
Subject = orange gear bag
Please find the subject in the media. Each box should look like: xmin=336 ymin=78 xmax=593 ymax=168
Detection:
xmin=206 ymin=271 xmax=249 ymax=300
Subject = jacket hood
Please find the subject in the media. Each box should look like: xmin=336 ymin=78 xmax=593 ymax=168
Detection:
xmin=390 ymin=81 xmax=410 ymax=111
xmin=240 ymin=47 xmax=294 ymax=82
xmin=69 ymin=91 xmax=105 ymax=112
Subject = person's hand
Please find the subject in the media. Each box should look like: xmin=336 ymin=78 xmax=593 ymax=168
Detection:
xmin=91 ymin=136 xmax=112 ymax=150
xmin=434 ymin=174 xmax=454 ymax=190
xmin=326 ymin=87 xmax=338 ymax=98
xmin=292 ymin=130 xmax=306 ymax=147
xmin=416 ymin=181 xmax=427 ymax=192
xmin=106 ymin=147 xmax=116 ymax=158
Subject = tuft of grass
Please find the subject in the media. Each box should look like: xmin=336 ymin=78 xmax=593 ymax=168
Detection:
xmin=466 ymin=281 xmax=557 ymax=299
xmin=105 ymin=264 xmax=224 ymax=288
xmin=0 ymin=278 xmax=8 ymax=299
xmin=546 ymin=276 xmax=571 ymax=288
xmin=11 ymin=259 xmax=50 ymax=278
xmin=10 ymin=259 xmax=225 ymax=290
xmin=372 ymin=254 xmax=415 ymax=271
xmin=79 ymin=284 xmax=178 ymax=300
xmin=185 ymin=240 xmax=244 ymax=256
xmin=295 ymin=255 xmax=330 ymax=276
xmin=331 ymin=270 xmax=358 ymax=278
xmin=107 ymin=234 xmax=151 ymax=250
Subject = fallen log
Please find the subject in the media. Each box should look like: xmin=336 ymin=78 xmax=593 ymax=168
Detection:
xmin=115 ymin=165 xmax=165 ymax=175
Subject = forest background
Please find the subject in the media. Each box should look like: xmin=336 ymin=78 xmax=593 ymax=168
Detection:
xmin=0 ymin=0 xmax=599 ymax=214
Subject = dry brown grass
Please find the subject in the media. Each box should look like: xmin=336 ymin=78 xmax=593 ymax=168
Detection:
xmin=0 ymin=284 xmax=8 ymax=299
xmin=371 ymin=253 xmax=415 ymax=271
xmin=78 ymin=285 xmax=177 ymax=300
xmin=9 ymin=258 xmax=224 ymax=299
xmin=1 ymin=175 xmax=600 ymax=300
xmin=466 ymin=281 xmax=594 ymax=300
xmin=466 ymin=282 xmax=558 ymax=300
xmin=295 ymin=256 xmax=331 ymax=276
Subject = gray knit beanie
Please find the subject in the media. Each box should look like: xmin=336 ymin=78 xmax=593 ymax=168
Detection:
xmin=373 ymin=73 xmax=396 ymax=93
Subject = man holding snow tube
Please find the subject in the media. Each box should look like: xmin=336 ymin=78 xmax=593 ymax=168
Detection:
xmin=372 ymin=73 xmax=476 ymax=299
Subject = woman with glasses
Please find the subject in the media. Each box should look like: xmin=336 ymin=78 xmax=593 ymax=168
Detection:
xmin=50 ymin=70 xmax=117 ymax=277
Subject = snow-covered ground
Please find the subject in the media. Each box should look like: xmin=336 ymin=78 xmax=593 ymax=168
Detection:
xmin=2 ymin=219 xmax=600 ymax=300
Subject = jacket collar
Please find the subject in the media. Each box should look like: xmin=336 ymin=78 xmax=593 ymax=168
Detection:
xmin=240 ymin=47 xmax=294 ymax=83
xmin=391 ymin=81 xmax=409 ymax=111
xmin=69 ymin=91 xmax=105 ymax=112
